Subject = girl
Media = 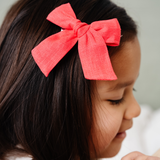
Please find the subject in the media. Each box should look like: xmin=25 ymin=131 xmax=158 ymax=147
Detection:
xmin=0 ymin=0 xmax=159 ymax=159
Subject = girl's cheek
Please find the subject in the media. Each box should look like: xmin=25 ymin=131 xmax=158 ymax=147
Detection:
xmin=91 ymin=106 xmax=122 ymax=151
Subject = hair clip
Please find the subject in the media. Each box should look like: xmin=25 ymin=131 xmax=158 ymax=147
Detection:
xmin=31 ymin=3 xmax=121 ymax=80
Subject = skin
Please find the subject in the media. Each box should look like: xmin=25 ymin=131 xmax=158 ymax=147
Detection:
xmin=89 ymin=37 xmax=160 ymax=160
xmin=90 ymin=36 xmax=141 ymax=158
xmin=122 ymin=151 xmax=160 ymax=160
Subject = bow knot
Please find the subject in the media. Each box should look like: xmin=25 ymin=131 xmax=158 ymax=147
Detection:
xmin=32 ymin=3 xmax=121 ymax=80
xmin=73 ymin=22 xmax=90 ymax=38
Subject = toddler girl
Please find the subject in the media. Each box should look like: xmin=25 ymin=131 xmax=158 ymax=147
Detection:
xmin=0 ymin=0 xmax=159 ymax=159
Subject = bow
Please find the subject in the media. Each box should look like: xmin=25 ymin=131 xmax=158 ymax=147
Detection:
xmin=31 ymin=3 xmax=121 ymax=80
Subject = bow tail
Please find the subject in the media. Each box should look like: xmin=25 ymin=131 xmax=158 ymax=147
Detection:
xmin=78 ymin=30 xmax=117 ymax=80
xmin=32 ymin=30 xmax=77 ymax=76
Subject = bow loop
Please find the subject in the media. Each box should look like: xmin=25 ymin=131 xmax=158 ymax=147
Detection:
xmin=32 ymin=3 xmax=121 ymax=80
xmin=47 ymin=3 xmax=78 ymax=30
xmin=91 ymin=19 xmax=121 ymax=46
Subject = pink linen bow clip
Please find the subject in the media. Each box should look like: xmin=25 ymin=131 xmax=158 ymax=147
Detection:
xmin=31 ymin=3 xmax=121 ymax=80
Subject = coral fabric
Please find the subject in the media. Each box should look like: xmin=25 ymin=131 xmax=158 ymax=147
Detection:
xmin=31 ymin=3 xmax=121 ymax=80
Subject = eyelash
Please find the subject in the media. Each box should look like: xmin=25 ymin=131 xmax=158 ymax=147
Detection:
xmin=108 ymin=88 xmax=136 ymax=105
xmin=133 ymin=88 xmax=136 ymax=92
xmin=108 ymin=98 xmax=124 ymax=105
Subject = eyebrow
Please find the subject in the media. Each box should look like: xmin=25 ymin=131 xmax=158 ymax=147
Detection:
xmin=109 ymin=80 xmax=135 ymax=91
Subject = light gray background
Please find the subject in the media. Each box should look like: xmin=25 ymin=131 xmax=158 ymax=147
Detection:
xmin=0 ymin=0 xmax=160 ymax=109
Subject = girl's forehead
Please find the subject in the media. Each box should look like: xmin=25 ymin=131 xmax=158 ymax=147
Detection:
xmin=93 ymin=37 xmax=141 ymax=94
xmin=111 ymin=37 xmax=141 ymax=76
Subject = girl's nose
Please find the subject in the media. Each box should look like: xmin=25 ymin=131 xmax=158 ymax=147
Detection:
xmin=124 ymin=95 xmax=141 ymax=120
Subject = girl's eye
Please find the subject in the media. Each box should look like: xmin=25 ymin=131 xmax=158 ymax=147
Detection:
xmin=108 ymin=98 xmax=124 ymax=105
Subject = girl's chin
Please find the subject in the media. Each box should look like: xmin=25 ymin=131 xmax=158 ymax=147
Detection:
xmin=97 ymin=137 xmax=125 ymax=158
xmin=90 ymin=132 xmax=126 ymax=159
xmin=99 ymin=145 xmax=122 ymax=158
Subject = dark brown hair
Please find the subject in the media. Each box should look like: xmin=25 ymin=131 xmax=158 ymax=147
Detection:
xmin=0 ymin=0 xmax=137 ymax=159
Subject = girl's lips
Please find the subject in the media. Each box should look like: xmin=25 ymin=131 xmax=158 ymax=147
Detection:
xmin=115 ymin=131 xmax=126 ymax=139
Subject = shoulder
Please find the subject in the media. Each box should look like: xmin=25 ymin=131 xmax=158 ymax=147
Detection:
xmin=4 ymin=153 xmax=32 ymax=160
xmin=7 ymin=157 xmax=32 ymax=160
xmin=4 ymin=145 xmax=32 ymax=160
